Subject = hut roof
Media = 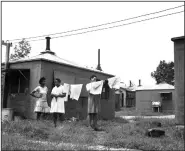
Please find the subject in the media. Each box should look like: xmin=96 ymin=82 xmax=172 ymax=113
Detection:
xmin=136 ymin=83 xmax=175 ymax=91
xmin=7 ymin=51 xmax=114 ymax=76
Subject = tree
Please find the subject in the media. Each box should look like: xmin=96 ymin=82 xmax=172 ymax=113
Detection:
xmin=151 ymin=60 xmax=174 ymax=85
xmin=10 ymin=38 xmax=31 ymax=60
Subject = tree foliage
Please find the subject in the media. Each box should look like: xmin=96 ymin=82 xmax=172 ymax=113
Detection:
xmin=10 ymin=38 xmax=31 ymax=60
xmin=151 ymin=60 xmax=174 ymax=85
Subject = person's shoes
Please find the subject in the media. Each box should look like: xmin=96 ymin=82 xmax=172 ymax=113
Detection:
xmin=90 ymin=125 xmax=95 ymax=129
xmin=94 ymin=127 xmax=102 ymax=131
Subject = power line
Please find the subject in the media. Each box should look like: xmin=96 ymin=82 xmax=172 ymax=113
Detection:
xmin=12 ymin=10 xmax=184 ymax=44
xmin=52 ymin=11 xmax=184 ymax=39
xmin=10 ymin=5 xmax=184 ymax=42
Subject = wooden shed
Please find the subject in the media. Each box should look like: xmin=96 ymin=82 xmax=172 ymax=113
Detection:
xmin=114 ymin=82 xmax=136 ymax=110
xmin=171 ymin=36 xmax=184 ymax=125
xmin=136 ymin=83 xmax=175 ymax=113
xmin=2 ymin=39 xmax=116 ymax=120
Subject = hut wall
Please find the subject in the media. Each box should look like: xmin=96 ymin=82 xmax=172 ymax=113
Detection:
xmin=7 ymin=61 xmax=41 ymax=119
xmin=40 ymin=61 xmax=115 ymax=120
xmin=136 ymin=89 xmax=175 ymax=113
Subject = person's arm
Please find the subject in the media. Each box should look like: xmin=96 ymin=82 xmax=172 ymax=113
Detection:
xmin=51 ymin=94 xmax=57 ymax=98
xmin=57 ymin=93 xmax=66 ymax=98
xmin=30 ymin=87 xmax=41 ymax=98
xmin=86 ymin=83 xmax=91 ymax=92
xmin=93 ymin=81 xmax=104 ymax=89
xmin=57 ymin=86 xmax=66 ymax=98
xmin=51 ymin=88 xmax=57 ymax=98
xmin=51 ymin=91 xmax=58 ymax=98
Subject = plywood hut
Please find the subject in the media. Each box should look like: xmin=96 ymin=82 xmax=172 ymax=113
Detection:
xmin=2 ymin=37 xmax=116 ymax=120
xmin=136 ymin=83 xmax=175 ymax=113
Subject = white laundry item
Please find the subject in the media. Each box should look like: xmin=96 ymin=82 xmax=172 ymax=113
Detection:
xmin=63 ymin=83 xmax=70 ymax=102
xmin=108 ymin=77 xmax=121 ymax=89
xmin=152 ymin=101 xmax=161 ymax=106
xmin=86 ymin=81 xmax=104 ymax=95
xmin=70 ymin=84 xmax=83 ymax=101
xmin=50 ymin=85 xmax=65 ymax=113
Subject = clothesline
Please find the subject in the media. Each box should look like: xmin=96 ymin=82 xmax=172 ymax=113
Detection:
xmin=62 ymin=76 xmax=121 ymax=101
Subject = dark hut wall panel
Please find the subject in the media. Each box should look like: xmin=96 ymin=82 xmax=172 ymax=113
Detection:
xmin=174 ymin=40 xmax=184 ymax=124
xmin=8 ymin=61 xmax=41 ymax=119
xmin=100 ymin=89 xmax=115 ymax=120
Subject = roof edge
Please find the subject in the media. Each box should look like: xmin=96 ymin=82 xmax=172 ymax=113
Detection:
xmin=2 ymin=58 xmax=115 ymax=77
xmin=136 ymin=88 xmax=175 ymax=91
xmin=171 ymin=36 xmax=185 ymax=42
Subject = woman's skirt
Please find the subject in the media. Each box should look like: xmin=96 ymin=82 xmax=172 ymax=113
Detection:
xmin=34 ymin=99 xmax=50 ymax=113
xmin=87 ymin=93 xmax=101 ymax=114
xmin=50 ymin=97 xmax=65 ymax=113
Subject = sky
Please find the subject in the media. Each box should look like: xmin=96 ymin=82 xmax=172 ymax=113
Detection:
xmin=2 ymin=2 xmax=184 ymax=87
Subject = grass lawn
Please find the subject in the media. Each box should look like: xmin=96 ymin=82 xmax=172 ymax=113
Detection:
xmin=2 ymin=116 xmax=184 ymax=151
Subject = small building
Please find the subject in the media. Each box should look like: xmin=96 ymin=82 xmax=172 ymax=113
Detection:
xmin=2 ymin=37 xmax=116 ymax=120
xmin=171 ymin=36 xmax=184 ymax=125
xmin=114 ymin=82 xmax=136 ymax=110
xmin=114 ymin=89 xmax=124 ymax=111
xmin=119 ymin=82 xmax=127 ymax=108
xmin=125 ymin=88 xmax=136 ymax=108
xmin=136 ymin=83 xmax=175 ymax=113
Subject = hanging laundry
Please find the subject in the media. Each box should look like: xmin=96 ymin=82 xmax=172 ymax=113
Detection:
xmin=101 ymin=80 xmax=110 ymax=99
xmin=86 ymin=80 xmax=104 ymax=95
xmin=108 ymin=77 xmax=121 ymax=90
xmin=70 ymin=84 xmax=83 ymax=101
xmin=63 ymin=83 xmax=71 ymax=102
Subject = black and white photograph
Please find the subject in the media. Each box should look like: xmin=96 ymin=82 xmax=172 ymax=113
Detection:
xmin=1 ymin=1 xmax=184 ymax=151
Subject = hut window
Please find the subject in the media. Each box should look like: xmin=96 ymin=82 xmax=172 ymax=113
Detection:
xmin=9 ymin=70 xmax=30 ymax=93
xmin=160 ymin=92 xmax=172 ymax=100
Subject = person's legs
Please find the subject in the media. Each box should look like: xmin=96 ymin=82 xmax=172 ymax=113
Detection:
xmin=53 ymin=113 xmax=58 ymax=127
xmin=59 ymin=113 xmax=64 ymax=122
xmin=89 ymin=113 xmax=94 ymax=128
xmin=36 ymin=112 xmax=42 ymax=120
xmin=93 ymin=113 xmax=98 ymax=129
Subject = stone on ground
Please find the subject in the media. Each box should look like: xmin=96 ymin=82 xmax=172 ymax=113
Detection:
xmin=146 ymin=128 xmax=165 ymax=137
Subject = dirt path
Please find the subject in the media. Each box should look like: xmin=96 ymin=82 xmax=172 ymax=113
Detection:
xmin=28 ymin=139 xmax=141 ymax=151
xmin=118 ymin=115 xmax=175 ymax=120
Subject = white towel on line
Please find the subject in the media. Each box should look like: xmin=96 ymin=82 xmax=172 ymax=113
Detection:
xmin=70 ymin=84 xmax=83 ymax=101
xmin=63 ymin=83 xmax=70 ymax=102
xmin=86 ymin=80 xmax=104 ymax=95
xmin=108 ymin=77 xmax=121 ymax=90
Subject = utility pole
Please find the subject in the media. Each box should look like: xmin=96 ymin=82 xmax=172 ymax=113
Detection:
xmin=2 ymin=40 xmax=12 ymax=108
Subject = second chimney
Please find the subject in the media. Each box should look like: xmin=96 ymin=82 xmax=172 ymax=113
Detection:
xmin=46 ymin=37 xmax=51 ymax=51
xmin=130 ymin=80 xmax=132 ymax=87
xmin=96 ymin=49 xmax=102 ymax=71
xmin=138 ymin=79 xmax=142 ymax=86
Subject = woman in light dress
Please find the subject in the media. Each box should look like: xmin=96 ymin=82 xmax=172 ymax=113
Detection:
xmin=50 ymin=78 xmax=66 ymax=127
xmin=30 ymin=77 xmax=50 ymax=120
xmin=87 ymin=75 xmax=102 ymax=131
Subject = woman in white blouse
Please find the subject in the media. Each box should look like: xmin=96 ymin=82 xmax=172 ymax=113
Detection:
xmin=30 ymin=77 xmax=50 ymax=120
xmin=50 ymin=78 xmax=66 ymax=127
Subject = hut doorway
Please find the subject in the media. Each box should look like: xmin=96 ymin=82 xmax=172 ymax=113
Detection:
xmin=121 ymin=93 xmax=124 ymax=107
xmin=6 ymin=69 xmax=30 ymax=117
xmin=160 ymin=92 xmax=173 ymax=112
